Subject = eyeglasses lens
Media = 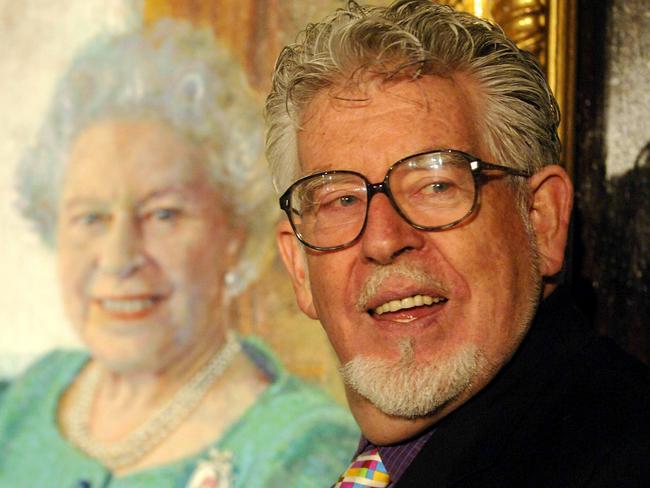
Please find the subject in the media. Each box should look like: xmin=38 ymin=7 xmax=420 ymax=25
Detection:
xmin=290 ymin=173 xmax=368 ymax=249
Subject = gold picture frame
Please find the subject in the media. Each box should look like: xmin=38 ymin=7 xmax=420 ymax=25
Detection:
xmin=443 ymin=0 xmax=577 ymax=174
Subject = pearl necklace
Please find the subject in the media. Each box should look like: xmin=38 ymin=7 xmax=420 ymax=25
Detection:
xmin=62 ymin=331 xmax=241 ymax=470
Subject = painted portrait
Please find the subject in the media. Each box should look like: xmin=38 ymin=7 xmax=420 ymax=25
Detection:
xmin=0 ymin=1 xmax=359 ymax=485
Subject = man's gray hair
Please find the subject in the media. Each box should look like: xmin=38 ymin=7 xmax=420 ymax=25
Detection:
xmin=17 ymin=19 xmax=276 ymax=296
xmin=265 ymin=0 xmax=561 ymax=196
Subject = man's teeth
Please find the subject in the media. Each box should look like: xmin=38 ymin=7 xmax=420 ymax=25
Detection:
xmin=101 ymin=298 xmax=155 ymax=313
xmin=373 ymin=295 xmax=446 ymax=315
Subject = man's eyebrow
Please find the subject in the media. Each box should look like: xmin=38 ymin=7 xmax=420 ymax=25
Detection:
xmin=299 ymin=146 xmax=471 ymax=175
xmin=299 ymin=165 xmax=334 ymax=176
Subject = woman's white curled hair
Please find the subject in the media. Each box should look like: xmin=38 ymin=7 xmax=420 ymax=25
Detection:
xmin=17 ymin=19 xmax=277 ymax=296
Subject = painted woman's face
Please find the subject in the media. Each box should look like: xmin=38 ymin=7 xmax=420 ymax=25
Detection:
xmin=57 ymin=119 xmax=238 ymax=373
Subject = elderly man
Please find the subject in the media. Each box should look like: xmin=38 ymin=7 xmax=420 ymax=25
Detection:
xmin=265 ymin=1 xmax=650 ymax=486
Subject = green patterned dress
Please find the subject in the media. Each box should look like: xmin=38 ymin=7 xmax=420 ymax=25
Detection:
xmin=0 ymin=337 xmax=358 ymax=487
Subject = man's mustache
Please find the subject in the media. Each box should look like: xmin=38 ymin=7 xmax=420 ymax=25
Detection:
xmin=356 ymin=262 xmax=450 ymax=312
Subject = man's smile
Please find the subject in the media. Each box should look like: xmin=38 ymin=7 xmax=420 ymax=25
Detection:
xmin=372 ymin=294 xmax=448 ymax=316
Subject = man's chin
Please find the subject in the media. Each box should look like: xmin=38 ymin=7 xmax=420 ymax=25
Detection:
xmin=339 ymin=341 xmax=484 ymax=419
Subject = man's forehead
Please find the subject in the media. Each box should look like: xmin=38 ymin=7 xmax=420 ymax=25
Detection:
xmin=301 ymin=75 xmax=455 ymax=123
xmin=296 ymin=74 xmax=482 ymax=175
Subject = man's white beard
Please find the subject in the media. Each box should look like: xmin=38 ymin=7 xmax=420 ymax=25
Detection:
xmin=340 ymin=338 xmax=484 ymax=419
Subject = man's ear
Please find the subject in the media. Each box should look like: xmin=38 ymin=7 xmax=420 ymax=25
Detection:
xmin=276 ymin=219 xmax=318 ymax=319
xmin=527 ymin=164 xmax=574 ymax=278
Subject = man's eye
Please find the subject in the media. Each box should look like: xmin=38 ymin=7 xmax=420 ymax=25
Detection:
xmin=337 ymin=195 xmax=360 ymax=207
xmin=319 ymin=188 xmax=365 ymax=208
xmin=318 ymin=193 xmax=361 ymax=210
xmin=425 ymin=181 xmax=452 ymax=193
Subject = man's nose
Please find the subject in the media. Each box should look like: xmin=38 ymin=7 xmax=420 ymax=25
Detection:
xmin=360 ymin=193 xmax=425 ymax=265
xmin=98 ymin=214 xmax=145 ymax=277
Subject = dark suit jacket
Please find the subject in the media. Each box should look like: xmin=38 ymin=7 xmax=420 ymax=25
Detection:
xmin=397 ymin=288 xmax=650 ymax=487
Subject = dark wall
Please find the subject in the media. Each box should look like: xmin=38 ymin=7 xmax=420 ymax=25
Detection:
xmin=572 ymin=0 xmax=650 ymax=364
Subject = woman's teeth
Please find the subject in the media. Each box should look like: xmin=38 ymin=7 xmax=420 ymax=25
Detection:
xmin=100 ymin=298 xmax=155 ymax=313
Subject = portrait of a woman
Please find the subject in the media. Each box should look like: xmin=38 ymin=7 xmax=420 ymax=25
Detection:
xmin=0 ymin=19 xmax=357 ymax=487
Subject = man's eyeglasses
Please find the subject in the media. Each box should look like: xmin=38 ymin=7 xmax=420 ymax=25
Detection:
xmin=279 ymin=149 xmax=531 ymax=251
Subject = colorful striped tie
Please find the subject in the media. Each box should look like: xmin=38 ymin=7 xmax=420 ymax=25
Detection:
xmin=333 ymin=447 xmax=390 ymax=487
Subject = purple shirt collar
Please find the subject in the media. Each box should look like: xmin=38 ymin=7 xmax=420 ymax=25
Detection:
xmin=353 ymin=428 xmax=435 ymax=486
